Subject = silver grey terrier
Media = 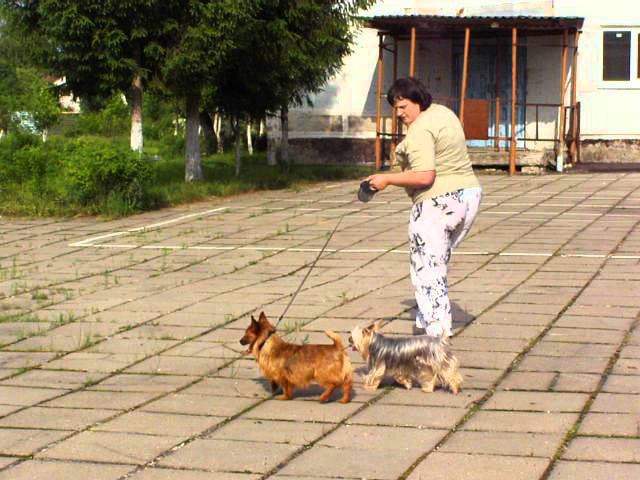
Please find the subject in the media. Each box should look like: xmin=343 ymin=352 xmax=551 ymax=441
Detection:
xmin=349 ymin=321 xmax=463 ymax=394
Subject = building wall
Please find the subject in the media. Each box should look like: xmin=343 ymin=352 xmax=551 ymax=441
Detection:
xmin=287 ymin=0 xmax=640 ymax=162
xmin=556 ymin=0 xmax=640 ymax=141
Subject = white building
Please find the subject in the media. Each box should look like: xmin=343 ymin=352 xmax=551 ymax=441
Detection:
xmin=285 ymin=0 xmax=640 ymax=170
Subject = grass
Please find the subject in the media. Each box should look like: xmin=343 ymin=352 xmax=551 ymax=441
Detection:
xmin=146 ymin=150 xmax=372 ymax=207
xmin=0 ymin=133 xmax=372 ymax=218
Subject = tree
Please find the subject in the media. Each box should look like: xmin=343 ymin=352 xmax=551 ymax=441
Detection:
xmin=211 ymin=0 xmax=374 ymax=171
xmin=2 ymin=0 xmax=184 ymax=152
xmin=160 ymin=0 xmax=255 ymax=182
xmin=0 ymin=6 xmax=58 ymax=137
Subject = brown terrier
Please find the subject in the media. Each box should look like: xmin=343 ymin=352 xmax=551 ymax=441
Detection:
xmin=239 ymin=311 xmax=353 ymax=403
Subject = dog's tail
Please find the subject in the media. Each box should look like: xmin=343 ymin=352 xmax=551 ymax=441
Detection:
xmin=324 ymin=330 xmax=345 ymax=349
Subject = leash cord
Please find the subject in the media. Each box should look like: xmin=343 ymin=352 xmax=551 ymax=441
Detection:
xmin=275 ymin=214 xmax=345 ymax=327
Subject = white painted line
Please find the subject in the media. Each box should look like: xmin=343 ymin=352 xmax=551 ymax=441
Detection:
xmin=69 ymin=242 xmax=640 ymax=260
xmin=69 ymin=231 xmax=129 ymax=247
xmin=128 ymin=207 xmax=228 ymax=232
xmin=499 ymin=252 xmax=553 ymax=257
xmin=78 ymin=244 xmax=137 ymax=249
xmin=69 ymin=207 xmax=228 ymax=247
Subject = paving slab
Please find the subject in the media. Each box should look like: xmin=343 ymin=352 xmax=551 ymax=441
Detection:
xmin=0 ymin=428 xmax=70 ymax=456
xmin=34 ymin=430 xmax=184 ymax=464
xmin=0 ymin=460 xmax=133 ymax=480
xmin=438 ymin=430 xmax=563 ymax=457
xmin=2 ymin=175 xmax=640 ymax=479
xmin=562 ymin=436 xmax=640 ymax=462
xmin=548 ymin=461 xmax=640 ymax=480
xmin=157 ymin=437 xmax=299 ymax=473
xmin=407 ymin=452 xmax=549 ymax=480
xmin=130 ymin=469 xmax=260 ymax=480
xmin=579 ymin=412 xmax=640 ymax=436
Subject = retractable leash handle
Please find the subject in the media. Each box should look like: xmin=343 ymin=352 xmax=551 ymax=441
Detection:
xmin=275 ymin=215 xmax=345 ymax=328
xmin=358 ymin=180 xmax=378 ymax=203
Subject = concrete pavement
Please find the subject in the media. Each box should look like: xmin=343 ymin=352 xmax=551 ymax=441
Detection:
xmin=0 ymin=172 xmax=639 ymax=479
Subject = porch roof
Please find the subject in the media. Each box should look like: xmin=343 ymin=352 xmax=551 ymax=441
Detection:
xmin=363 ymin=14 xmax=584 ymax=36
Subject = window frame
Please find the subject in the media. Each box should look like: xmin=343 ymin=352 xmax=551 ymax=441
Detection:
xmin=600 ymin=27 xmax=640 ymax=89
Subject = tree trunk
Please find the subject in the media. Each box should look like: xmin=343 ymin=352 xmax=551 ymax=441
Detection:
xmin=213 ymin=112 xmax=223 ymax=154
xmin=246 ymin=121 xmax=253 ymax=156
xmin=234 ymin=118 xmax=242 ymax=177
xmin=266 ymin=115 xmax=280 ymax=166
xmin=200 ymin=112 xmax=214 ymax=155
xmin=130 ymin=74 xmax=144 ymax=153
xmin=280 ymin=106 xmax=289 ymax=164
xmin=185 ymin=92 xmax=203 ymax=182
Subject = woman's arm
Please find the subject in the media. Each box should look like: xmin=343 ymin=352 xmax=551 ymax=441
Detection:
xmin=366 ymin=170 xmax=435 ymax=192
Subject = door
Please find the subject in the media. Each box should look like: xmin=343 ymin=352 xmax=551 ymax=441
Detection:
xmin=453 ymin=37 xmax=527 ymax=148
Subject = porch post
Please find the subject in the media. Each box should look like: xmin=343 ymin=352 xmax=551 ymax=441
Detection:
xmin=509 ymin=27 xmax=517 ymax=176
xmin=557 ymin=29 xmax=569 ymax=172
xmin=375 ymin=33 xmax=384 ymax=170
xmin=410 ymin=26 xmax=417 ymax=76
xmin=459 ymin=27 xmax=471 ymax=126
xmin=495 ymin=38 xmax=502 ymax=151
xmin=390 ymin=35 xmax=399 ymax=165
xmin=570 ymin=30 xmax=580 ymax=164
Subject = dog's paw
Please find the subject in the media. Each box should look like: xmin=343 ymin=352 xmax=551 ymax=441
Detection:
xmin=364 ymin=384 xmax=378 ymax=392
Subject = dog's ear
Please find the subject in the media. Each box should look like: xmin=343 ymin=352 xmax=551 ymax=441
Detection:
xmin=257 ymin=311 xmax=276 ymax=332
xmin=251 ymin=315 xmax=258 ymax=324
xmin=372 ymin=320 xmax=383 ymax=332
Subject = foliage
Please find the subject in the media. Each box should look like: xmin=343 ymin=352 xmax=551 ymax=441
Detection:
xmin=0 ymin=133 xmax=371 ymax=217
xmin=4 ymin=0 xmax=182 ymax=107
xmin=64 ymin=95 xmax=129 ymax=137
xmin=0 ymin=133 xmax=157 ymax=215
xmin=0 ymin=11 xmax=59 ymax=134
xmin=160 ymin=0 xmax=256 ymax=182
xmin=61 ymin=136 xmax=154 ymax=208
xmin=210 ymin=0 xmax=375 ymax=118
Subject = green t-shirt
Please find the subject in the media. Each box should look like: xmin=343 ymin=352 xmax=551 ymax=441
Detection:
xmin=394 ymin=103 xmax=480 ymax=203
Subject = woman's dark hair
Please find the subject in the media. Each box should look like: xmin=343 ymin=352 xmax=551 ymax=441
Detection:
xmin=386 ymin=77 xmax=432 ymax=111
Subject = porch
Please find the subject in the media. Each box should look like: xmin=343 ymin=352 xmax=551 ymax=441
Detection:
xmin=364 ymin=14 xmax=584 ymax=174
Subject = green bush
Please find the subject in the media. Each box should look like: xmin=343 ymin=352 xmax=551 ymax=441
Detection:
xmin=0 ymin=134 xmax=156 ymax=215
xmin=64 ymin=95 xmax=129 ymax=137
xmin=62 ymin=137 xmax=154 ymax=211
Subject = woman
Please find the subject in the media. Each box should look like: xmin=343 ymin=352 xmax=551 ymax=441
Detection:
xmin=366 ymin=77 xmax=482 ymax=337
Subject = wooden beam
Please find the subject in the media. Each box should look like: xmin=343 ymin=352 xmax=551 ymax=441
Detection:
xmin=459 ymin=27 xmax=471 ymax=126
xmin=390 ymin=36 xmax=399 ymax=166
xmin=509 ymin=27 xmax=517 ymax=176
xmin=570 ymin=31 xmax=580 ymax=164
xmin=495 ymin=38 xmax=502 ymax=151
xmin=409 ymin=27 xmax=417 ymax=76
xmin=375 ymin=34 xmax=384 ymax=170
xmin=557 ymin=29 xmax=569 ymax=172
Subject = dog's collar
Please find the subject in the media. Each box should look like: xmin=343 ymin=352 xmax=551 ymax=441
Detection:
xmin=254 ymin=330 xmax=276 ymax=356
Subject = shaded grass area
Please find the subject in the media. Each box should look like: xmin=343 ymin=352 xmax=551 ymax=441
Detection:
xmin=150 ymin=152 xmax=371 ymax=205
xmin=0 ymin=144 xmax=373 ymax=217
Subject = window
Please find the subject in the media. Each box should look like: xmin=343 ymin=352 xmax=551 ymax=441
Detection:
xmin=603 ymin=31 xmax=630 ymax=80
xmin=601 ymin=28 xmax=640 ymax=87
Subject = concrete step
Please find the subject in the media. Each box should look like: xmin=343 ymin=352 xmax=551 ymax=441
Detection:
xmin=469 ymin=149 xmax=549 ymax=167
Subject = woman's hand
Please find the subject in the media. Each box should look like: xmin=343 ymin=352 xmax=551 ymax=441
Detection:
xmin=366 ymin=174 xmax=388 ymax=192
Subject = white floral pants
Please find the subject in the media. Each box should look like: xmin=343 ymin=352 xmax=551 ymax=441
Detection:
xmin=409 ymin=187 xmax=482 ymax=337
